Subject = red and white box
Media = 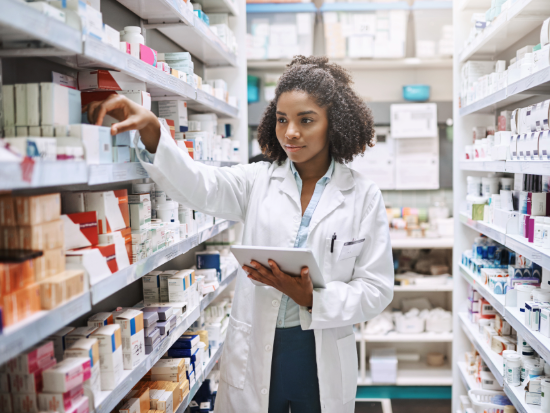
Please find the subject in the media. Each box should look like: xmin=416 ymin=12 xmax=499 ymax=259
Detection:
xmin=8 ymin=340 xmax=54 ymax=374
xmin=84 ymin=190 xmax=129 ymax=234
xmin=61 ymin=212 xmax=99 ymax=250
xmin=12 ymin=393 xmax=38 ymax=413
xmin=0 ymin=393 xmax=12 ymax=413
xmin=66 ymin=246 xmax=115 ymax=285
xmin=42 ymin=357 xmax=91 ymax=393
xmin=81 ymin=90 xmax=151 ymax=111
xmin=66 ymin=395 xmax=89 ymax=413
xmin=78 ymin=70 xmax=146 ymax=92
xmin=9 ymin=356 xmax=56 ymax=393
xmin=38 ymin=384 xmax=84 ymax=413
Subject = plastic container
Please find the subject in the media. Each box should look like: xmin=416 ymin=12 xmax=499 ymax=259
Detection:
xmin=481 ymin=176 xmax=499 ymax=196
xmin=522 ymin=357 xmax=540 ymax=381
xmin=467 ymin=176 xmax=482 ymax=196
xmin=500 ymin=177 xmax=514 ymax=191
xmin=412 ymin=1 xmax=453 ymax=58
xmin=246 ymin=3 xmax=316 ymax=61
xmin=403 ymin=85 xmax=430 ymax=102
xmin=321 ymin=2 xmax=409 ymax=59
xmin=517 ymin=285 xmax=536 ymax=310
xmin=156 ymin=201 xmax=178 ymax=223
xmin=533 ymin=289 xmax=550 ymax=303
xmin=506 ymin=354 xmax=521 ymax=386
xmin=468 ymin=389 xmax=507 ymax=413
xmin=120 ymin=26 xmax=144 ymax=45
xmin=502 ymin=350 xmax=517 ymax=377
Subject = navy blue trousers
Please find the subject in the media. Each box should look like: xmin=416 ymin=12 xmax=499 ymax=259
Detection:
xmin=268 ymin=326 xmax=322 ymax=413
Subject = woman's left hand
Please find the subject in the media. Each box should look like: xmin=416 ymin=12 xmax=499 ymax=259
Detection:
xmin=244 ymin=260 xmax=313 ymax=307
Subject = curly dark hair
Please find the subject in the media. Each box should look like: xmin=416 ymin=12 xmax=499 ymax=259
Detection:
xmin=257 ymin=55 xmax=375 ymax=165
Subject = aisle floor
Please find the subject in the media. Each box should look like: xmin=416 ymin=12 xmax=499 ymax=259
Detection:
xmin=355 ymin=399 xmax=451 ymax=413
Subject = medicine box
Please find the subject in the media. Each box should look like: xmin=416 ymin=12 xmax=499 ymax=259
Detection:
xmin=129 ymin=202 xmax=151 ymax=231
xmin=42 ymin=357 xmax=91 ymax=393
xmin=158 ymin=100 xmax=189 ymax=132
xmin=84 ymin=190 xmax=129 ymax=234
xmin=37 ymin=384 xmax=84 ymax=412
xmin=115 ymin=309 xmax=145 ymax=370
xmin=12 ymin=393 xmax=39 ymax=413
xmin=40 ymin=82 xmax=81 ymax=126
xmin=48 ymin=327 xmax=75 ymax=362
xmin=87 ymin=312 xmax=114 ymax=328
xmin=9 ymin=357 xmax=56 ymax=393
xmin=78 ymin=70 xmax=146 ymax=91
xmin=90 ymin=324 xmax=123 ymax=390
xmin=61 ymin=212 xmax=98 ymax=250
xmin=196 ymin=251 xmax=220 ymax=279
xmin=39 ymin=269 xmax=86 ymax=310
xmin=167 ymin=269 xmax=194 ymax=302
xmin=65 ymin=326 xmax=99 ymax=349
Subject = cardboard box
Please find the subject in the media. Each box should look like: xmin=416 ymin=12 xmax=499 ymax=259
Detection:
xmin=37 ymin=384 xmax=84 ymax=413
xmin=26 ymin=83 xmax=40 ymax=126
xmin=65 ymin=326 xmax=98 ymax=349
xmin=33 ymin=247 xmax=65 ymax=282
xmin=42 ymin=357 xmax=91 ymax=393
xmin=39 ymin=270 xmax=85 ymax=310
xmin=78 ymin=70 xmax=146 ymax=91
xmin=9 ymin=357 xmax=56 ymax=393
xmin=61 ymin=212 xmax=99 ymax=250
xmin=17 ymin=219 xmax=64 ymax=250
xmin=61 ymin=192 xmax=86 ymax=214
xmin=48 ymin=327 xmax=75 ymax=361
xmin=90 ymin=324 xmax=123 ymax=390
xmin=0 ymin=196 xmax=16 ymax=227
xmin=84 ymin=190 xmax=129 ymax=234
xmin=40 ymin=82 xmax=81 ymax=126
xmin=64 ymin=338 xmax=100 ymax=369
xmin=58 ymin=124 xmax=113 ymax=165
xmin=115 ymin=309 xmax=145 ymax=370
xmin=167 ymin=270 xmax=194 ymax=303
xmin=15 ymin=193 xmax=61 ymax=226
xmin=7 ymin=339 xmax=54 ymax=374
xmin=15 ymin=83 xmax=27 ymax=126
xmin=157 ymin=390 xmax=173 ymax=413
xmin=140 ymin=44 xmax=157 ymax=66
xmin=87 ymin=312 xmax=113 ymax=328
xmin=65 ymin=246 xmax=115 ymax=285
xmin=158 ymin=101 xmax=188 ymax=133
xmin=12 ymin=393 xmax=38 ymax=413
xmin=3 ymin=85 xmax=15 ymax=128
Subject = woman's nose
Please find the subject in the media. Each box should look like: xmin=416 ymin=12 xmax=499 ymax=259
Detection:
xmin=285 ymin=123 xmax=300 ymax=139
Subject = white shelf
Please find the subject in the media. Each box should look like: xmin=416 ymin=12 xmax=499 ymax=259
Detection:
xmin=459 ymin=312 xmax=504 ymax=386
xmin=360 ymin=332 xmax=453 ymax=343
xmin=459 ymin=212 xmax=507 ymax=244
xmin=248 ymin=58 xmax=453 ymax=71
xmin=199 ymin=0 xmax=238 ymax=15
xmin=0 ymin=292 xmax=92 ymax=366
xmin=200 ymin=269 xmax=237 ymax=311
xmin=358 ymin=362 xmax=452 ymax=386
xmin=460 ymin=160 xmax=550 ymax=174
xmin=394 ymin=283 xmax=453 ymax=292
xmin=457 ymin=361 xmax=478 ymax=391
xmin=116 ymin=0 xmax=194 ymax=26
xmin=458 ymin=0 xmax=491 ymax=10
xmin=390 ymin=237 xmax=454 ymax=249
xmin=459 ymin=67 xmax=550 ymax=117
xmin=187 ymin=89 xmax=239 ymax=118
xmin=459 ymin=161 xmax=507 ymax=172
xmin=504 ymin=380 xmax=540 ymax=413
xmin=505 ymin=307 xmax=550 ymax=367
xmin=459 ymin=0 xmax=550 ymax=63
xmin=459 ymin=263 xmax=506 ymax=315
xmin=0 ymin=0 xmax=82 ymax=55
xmin=91 ymin=220 xmax=236 ymax=304
xmin=0 ymin=160 xmax=88 ymax=190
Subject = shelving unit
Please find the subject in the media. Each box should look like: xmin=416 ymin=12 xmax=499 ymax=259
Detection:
xmin=359 ymin=332 xmax=453 ymax=343
xmin=359 ymin=362 xmax=453 ymax=386
xmin=459 ymin=264 xmax=505 ymax=315
xmin=248 ymin=58 xmax=453 ymax=71
xmin=460 ymin=160 xmax=550 ymax=174
xmin=391 ymin=237 xmax=454 ymax=249
xmin=394 ymin=284 xmax=453 ymax=292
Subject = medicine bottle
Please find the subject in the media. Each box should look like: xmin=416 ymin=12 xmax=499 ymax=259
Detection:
xmin=120 ymin=26 xmax=145 ymax=45
xmin=544 ymin=218 xmax=550 ymax=249
xmin=506 ymin=354 xmax=521 ymax=386
xmin=535 ymin=217 xmax=545 ymax=247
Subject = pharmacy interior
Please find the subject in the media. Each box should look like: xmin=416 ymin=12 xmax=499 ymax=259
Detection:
xmin=2 ymin=0 xmax=550 ymax=412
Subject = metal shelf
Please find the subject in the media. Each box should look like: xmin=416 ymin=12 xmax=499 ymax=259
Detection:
xmin=359 ymin=332 xmax=453 ymax=343
xmin=457 ymin=0 xmax=491 ymax=11
xmin=460 ymin=212 xmax=507 ymax=244
xmin=459 ymin=0 xmax=550 ymax=63
xmin=460 ymin=160 xmax=550 ymax=175
xmin=459 ymin=67 xmax=550 ymax=116
xmin=156 ymin=16 xmax=237 ymax=67
xmin=248 ymin=58 xmax=453 ymax=71
xmin=459 ymin=264 xmax=506 ymax=315
xmin=91 ymin=220 xmax=236 ymax=304
xmin=390 ymin=237 xmax=454 ymax=249
xmin=0 ymin=160 xmax=88 ymax=190
xmin=0 ymin=0 xmax=82 ymax=56
xmin=116 ymin=0 xmax=194 ymax=27
xmin=0 ymin=292 xmax=92 ymax=366
xmin=187 ymin=89 xmax=239 ymax=118
xmin=176 ymin=343 xmax=224 ymax=412
xmin=505 ymin=307 xmax=550 ymax=367
xmin=200 ymin=269 xmax=238 ymax=311
xmin=459 ymin=312 xmax=504 ymax=386
xmin=88 ymin=162 xmax=150 ymax=186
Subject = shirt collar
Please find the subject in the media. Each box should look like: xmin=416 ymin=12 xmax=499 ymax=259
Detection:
xmin=290 ymin=157 xmax=335 ymax=183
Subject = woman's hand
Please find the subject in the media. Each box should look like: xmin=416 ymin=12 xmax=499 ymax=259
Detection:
xmin=83 ymin=94 xmax=161 ymax=153
xmin=244 ymin=260 xmax=313 ymax=307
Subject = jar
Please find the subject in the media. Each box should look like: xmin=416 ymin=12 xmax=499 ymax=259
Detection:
xmin=533 ymin=289 xmax=550 ymax=303
xmin=120 ymin=26 xmax=144 ymax=45
xmin=156 ymin=201 xmax=178 ymax=223
xmin=535 ymin=217 xmax=546 ymax=247
xmin=521 ymin=356 xmax=538 ymax=381
xmin=502 ymin=350 xmax=517 ymax=377
xmin=529 ymin=364 xmax=544 ymax=379
xmin=506 ymin=354 xmax=521 ymax=386
xmin=517 ymin=285 xmax=537 ymax=310
xmin=482 ymin=176 xmax=500 ymax=196
xmin=544 ymin=218 xmax=550 ymax=249
xmin=500 ymin=177 xmax=514 ymax=191
xmin=467 ymin=176 xmax=482 ymax=196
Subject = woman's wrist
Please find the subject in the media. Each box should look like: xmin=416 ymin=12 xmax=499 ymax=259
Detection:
xmin=140 ymin=113 xmax=161 ymax=153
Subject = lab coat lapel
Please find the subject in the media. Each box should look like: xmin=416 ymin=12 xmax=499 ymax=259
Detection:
xmin=272 ymin=159 xmax=301 ymax=209
xmin=309 ymin=162 xmax=355 ymax=233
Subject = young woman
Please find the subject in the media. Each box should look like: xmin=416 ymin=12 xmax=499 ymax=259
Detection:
xmin=86 ymin=56 xmax=394 ymax=413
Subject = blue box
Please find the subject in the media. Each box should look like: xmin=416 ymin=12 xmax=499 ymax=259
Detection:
xmin=196 ymin=251 xmax=221 ymax=279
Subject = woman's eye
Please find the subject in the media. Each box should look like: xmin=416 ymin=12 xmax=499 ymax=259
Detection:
xmin=302 ymin=118 xmax=313 ymax=124
xmin=277 ymin=118 xmax=287 ymax=123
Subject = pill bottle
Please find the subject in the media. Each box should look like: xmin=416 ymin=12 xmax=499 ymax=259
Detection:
xmin=541 ymin=378 xmax=550 ymax=411
xmin=502 ymin=350 xmax=517 ymax=377
xmin=120 ymin=26 xmax=144 ymax=45
xmin=506 ymin=354 xmax=521 ymax=386
xmin=544 ymin=218 xmax=550 ymax=249
xmin=536 ymin=217 xmax=546 ymax=247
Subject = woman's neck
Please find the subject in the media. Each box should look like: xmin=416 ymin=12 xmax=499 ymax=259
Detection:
xmin=293 ymin=147 xmax=331 ymax=181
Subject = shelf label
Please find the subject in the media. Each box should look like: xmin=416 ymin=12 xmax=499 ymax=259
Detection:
xmin=165 ymin=249 xmax=178 ymax=262
xmin=112 ymin=167 xmax=127 ymax=181
xmin=134 ymin=164 xmax=149 ymax=178
xmin=61 ymin=296 xmax=87 ymax=322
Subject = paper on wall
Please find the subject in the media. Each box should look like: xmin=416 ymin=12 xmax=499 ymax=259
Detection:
xmin=390 ymin=103 xmax=438 ymax=139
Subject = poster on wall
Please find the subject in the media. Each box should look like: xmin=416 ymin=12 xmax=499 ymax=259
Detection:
xmin=390 ymin=103 xmax=438 ymax=139
xmin=394 ymin=137 xmax=439 ymax=190
xmin=349 ymin=127 xmax=395 ymax=190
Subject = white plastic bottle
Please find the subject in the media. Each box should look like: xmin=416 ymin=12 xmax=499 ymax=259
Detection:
xmin=542 ymin=378 xmax=550 ymax=411
xmin=120 ymin=26 xmax=144 ymax=45
xmin=506 ymin=354 xmax=521 ymax=386
xmin=544 ymin=218 xmax=550 ymax=249
xmin=535 ymin=217 xmax=545 ymax=247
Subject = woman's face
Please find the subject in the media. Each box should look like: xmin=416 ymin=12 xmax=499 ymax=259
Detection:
xmin=275 ymin=90 xmax=330 ymax=165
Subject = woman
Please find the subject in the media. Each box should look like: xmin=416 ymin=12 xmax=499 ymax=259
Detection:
xmin=86 ymin=56 xmax=394 ymax=413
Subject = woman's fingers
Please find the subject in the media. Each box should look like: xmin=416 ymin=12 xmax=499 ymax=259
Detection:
xmin=92 ymin=95 xmax=126 ymax=126
xmin=111 ymin=116 xmax=138 ymax=135
xmin=300 ymin=267 xmax=311 ymax=284
xmin=243 ymin=265 xmax=274 ymax=287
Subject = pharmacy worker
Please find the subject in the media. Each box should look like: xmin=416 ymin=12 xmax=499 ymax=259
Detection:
xmin=86 ymin=55 xmax=394 ymax=413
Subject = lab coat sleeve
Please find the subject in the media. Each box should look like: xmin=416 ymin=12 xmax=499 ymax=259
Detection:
xmin=135 ymin=125 xmax=261 ymax=222
xmin=302 ymin=187 xmax=394 ymax=330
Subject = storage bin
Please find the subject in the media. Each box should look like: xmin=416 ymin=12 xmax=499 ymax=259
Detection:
xmin=246 ymin=3 xmax=316 ymax=60
xmin=468 ymin=389 xmax=506 ymax=413
xmin=412 ymin=1 xmax=453 ymax=58
xmin=321 ymin=2 xmax=409 ymax=59
xmin=403 ymin=84 xmax=430 ymax=102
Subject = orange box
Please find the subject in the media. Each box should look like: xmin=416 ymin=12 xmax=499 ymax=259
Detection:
xmin=2 ymin=283 xmax=40 ymax=326
xmin=0 ymin=260 xmax=35 ymax=297
xmin=15 ymin=193 xmax=61 ymax=226
xmin=0 ymin=226 xmax=19 ymax=250
xmin=0 ymin=196 xmax=16 ymax=226
xmin=164 ymin=382 xmax=181 ymax=408
xmin=39 ymin=270 xmax=85 ymax=310
xmin=18 ymin=220 xmax=64 ymax=250
xmin=84 ymin=190 xmax=129 ymax=234
xmin=33 ymin=248 xmax=65 ymax=282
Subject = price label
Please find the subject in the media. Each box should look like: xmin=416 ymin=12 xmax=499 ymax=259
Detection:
xmin=165 ymin=250 xmax=178 ymax=262
xmin=113 ymin=168 xmax=127 ymax=181
xmin=61 ymin=296 xmax=87 ymax=322
xmin=135 ymin=164 xmax=148 ymax=178
xmin=532 ymin=253 xmax=542 ymax=261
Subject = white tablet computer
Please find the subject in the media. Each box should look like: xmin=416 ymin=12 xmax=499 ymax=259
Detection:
xmin=230 ymin=245 xmax=326 ymax=289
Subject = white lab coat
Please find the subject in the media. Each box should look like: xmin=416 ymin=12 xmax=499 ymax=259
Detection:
xmin=136 ymin=128 xmax=394 ymax=413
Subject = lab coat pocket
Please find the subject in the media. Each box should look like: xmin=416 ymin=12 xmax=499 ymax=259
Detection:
xmin=328 ymin=240 xmax=359 ymax=282
xmin=337 ymin=333 xmax=359 ymax=404
xmin=220 ymin=316 xmax=252 ymax=389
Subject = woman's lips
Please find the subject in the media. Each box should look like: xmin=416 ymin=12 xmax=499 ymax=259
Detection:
xmin=285 ymin=145 xmax=303 ymax=153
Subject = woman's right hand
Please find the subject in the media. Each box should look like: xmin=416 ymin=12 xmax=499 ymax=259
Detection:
xmin=83 ymin=94 xmax=161 ymax=153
